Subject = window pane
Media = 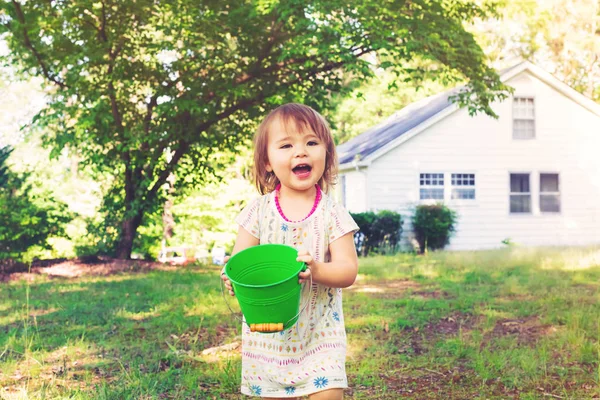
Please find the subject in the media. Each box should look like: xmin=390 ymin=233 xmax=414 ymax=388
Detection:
xmin=514 ymin=120 xmax=535 ymax=139
xmin=452 ymin=189 xmax=475 ymax=199
xmin=420 ymin=188 xmax=444 ymax=200
xmin=510 ymin=174 xmax=530 ymax=193
xmin=527 ymin=104 xmax=535 ymax=118
xmin=513 ymin=97 xmax=535 ymax=139
xmin=451 ymin=173 xmax=475 ymax=186
xmin=510 ymin=195 xmax=531 ymax=213
xmin=540 ymin=173 xmax=559 ymax=192
xmin=540 ymin=195 xmax=560 ymax=212
xmin=420 ymin=173 xmax=444 ymax=186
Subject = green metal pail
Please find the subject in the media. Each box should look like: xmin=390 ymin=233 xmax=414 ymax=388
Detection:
xmin=224 ymin=244 xmax=306 ymax=331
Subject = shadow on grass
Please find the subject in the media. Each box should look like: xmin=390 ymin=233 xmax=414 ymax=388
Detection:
xmin=2 ymin=247 xmax=599 ymax=399
xmin=1 ymin=267 xmax=242 ymax=398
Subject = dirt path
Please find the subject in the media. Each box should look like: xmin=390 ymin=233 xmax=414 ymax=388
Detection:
xmin=0 ymin=257 xmax=175 ymax=282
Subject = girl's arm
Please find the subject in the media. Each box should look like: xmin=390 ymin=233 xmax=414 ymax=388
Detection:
xmin=222 ymin=226 xmax=259 ymax=295
xmin=231 ymin=226 xmax=260 ymax=256
xmin=297 ymin=232 xmax=358 ymax=288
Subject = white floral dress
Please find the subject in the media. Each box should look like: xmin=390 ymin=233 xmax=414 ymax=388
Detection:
xmin=234 ymin=190 xmax=359 ymax=397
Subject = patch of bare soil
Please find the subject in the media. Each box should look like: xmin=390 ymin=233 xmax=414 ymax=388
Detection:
xmin=347 ymin=368 xmax=523 ymax=399
xmin=400 ymin=312 xmax=481 ymax=356
xmin=484 ymin=316 xmax=558 ymax=346
xmin=0 ymin=256 xmax=175 ymax=282
xmin=423 ymin=312 xmax=479 ymax=336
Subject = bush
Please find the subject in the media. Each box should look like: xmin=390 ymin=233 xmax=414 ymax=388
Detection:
xmin=411 ymin=204 xmax=457 ymax=253
xmin=350 ymin=210 xmax=402 ymax=256
xmin=0 ymin=146 xmax=73 ymax=262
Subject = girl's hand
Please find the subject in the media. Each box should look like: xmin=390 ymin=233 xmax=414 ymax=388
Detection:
xmin=221 ymin=256 xmax=235 ymax=296
xmin=296 ymin=250 xmax=314 ymax=284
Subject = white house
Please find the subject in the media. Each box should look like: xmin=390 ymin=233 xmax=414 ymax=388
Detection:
xmin=336 ymin=61 xmax=600 ymax=250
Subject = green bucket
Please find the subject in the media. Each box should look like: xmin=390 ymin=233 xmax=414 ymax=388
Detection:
xmin=224 ymin=244 xmax=307 ymax=332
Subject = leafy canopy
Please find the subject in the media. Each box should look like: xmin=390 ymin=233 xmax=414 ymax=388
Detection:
xmin=0 ymin=0 xmax=510 ymax=257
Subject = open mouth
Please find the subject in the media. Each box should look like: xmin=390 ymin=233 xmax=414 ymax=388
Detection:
xmin=292 ymin=164 xmax=312 ymax=177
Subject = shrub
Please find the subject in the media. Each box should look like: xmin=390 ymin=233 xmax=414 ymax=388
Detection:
xmin=350 ymin=210 xmax=402 ymax=256
xmin=411 ymin=204 xmax=457 ymax=253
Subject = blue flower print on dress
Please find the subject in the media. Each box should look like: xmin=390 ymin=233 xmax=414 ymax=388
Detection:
xmin=332 ymin=311 xmax=340 ymax=322
xmin=313 ymin=376 xmax=329 ymax=389
xmin=250 ymin=385 xmax=262 ymax=396
xmin=281 ymin=223 xmax=288 ymax=232
xmin=284 ymin=386 xmax=296 ymax=395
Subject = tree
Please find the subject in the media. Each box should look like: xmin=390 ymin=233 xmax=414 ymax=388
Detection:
xmin=0 ymin=146 xmax=72 ymax=261
xmin=0 ymin=0 xmax=511 ymax=258
xmin=470 ymin=0 xmax=600 ymax=102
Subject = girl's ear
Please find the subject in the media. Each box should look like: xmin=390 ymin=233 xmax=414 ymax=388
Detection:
xmin=266 ymin=163 xmax=272 ymax=172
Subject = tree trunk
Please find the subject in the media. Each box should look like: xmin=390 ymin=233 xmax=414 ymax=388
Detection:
xmin=162 ymin=172 xmax=176 ymax=246
xmin=115 ymin=212 xmax=143 ymax=259
xmin=115 ymin=159 xmax=143 ymax=259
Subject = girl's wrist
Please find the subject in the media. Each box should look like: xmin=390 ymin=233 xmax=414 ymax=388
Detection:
xmin=309 ymin=260 xmax=321 ymax=284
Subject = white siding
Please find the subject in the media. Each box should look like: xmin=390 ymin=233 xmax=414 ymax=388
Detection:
xmin=363 ymin=71 xmax=600 ymax=250
xmin=338 ymin=169 xmax=368 ymax=212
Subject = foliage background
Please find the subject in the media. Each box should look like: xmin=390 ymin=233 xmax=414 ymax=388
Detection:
xmin=0 ymin=0 xmax=598 ymax=261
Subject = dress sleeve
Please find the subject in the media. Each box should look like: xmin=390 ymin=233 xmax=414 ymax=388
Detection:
xmin=327 ymin=200 xmax=359 ymax=244
xmin=234 ymin=197 xmax=262 ymax=239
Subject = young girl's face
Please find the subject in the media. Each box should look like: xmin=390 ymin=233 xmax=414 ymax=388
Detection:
xmin=265 ymin=116 xmax=326 ymax=193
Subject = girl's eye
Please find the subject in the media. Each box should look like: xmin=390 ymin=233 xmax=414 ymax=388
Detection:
xmin=280 ymin=144 xmax=292 ymax=149
xmin=307 ymin=141 xmax=319 ymax=146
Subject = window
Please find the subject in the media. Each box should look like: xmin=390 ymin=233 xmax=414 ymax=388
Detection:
xmin=510 ymin=173 xmax=531 ymax=213
xmin=451 ymin=173 xmax=475 ymax=199
xmin=420 ymin=173 xmax=444 ymax=200
xmin=513 ymin=97 xmax=535 ymax=139
xmin=540 ymin=173 xmax=560 ymax=213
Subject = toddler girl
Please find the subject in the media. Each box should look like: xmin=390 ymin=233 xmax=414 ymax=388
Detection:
xmin=222 ymin=103 xmax=359 ymax=399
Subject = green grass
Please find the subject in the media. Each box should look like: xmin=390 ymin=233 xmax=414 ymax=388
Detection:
xmin=1 ymin=246 xmax=599 ymax=399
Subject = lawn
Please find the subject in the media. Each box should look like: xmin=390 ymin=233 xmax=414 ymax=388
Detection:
xmin=1 ymin=246 xmax=599 ymax=399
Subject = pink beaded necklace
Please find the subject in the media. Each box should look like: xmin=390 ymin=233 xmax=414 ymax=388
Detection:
xmin=274 ymin=183 xmax=322 ymax=223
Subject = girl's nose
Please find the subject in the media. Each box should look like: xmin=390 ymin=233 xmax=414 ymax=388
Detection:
xmin=294 ymin=145 xmax=307 ymax=157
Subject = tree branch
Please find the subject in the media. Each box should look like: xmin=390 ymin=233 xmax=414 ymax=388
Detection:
xmin=12 ymin=0 xmax=66 ymax=88
xmin=144 ymin=45 xmax=373 ymax=210
xmin=198 ymin=47 xmax=374 ymax=135
xmin=146 ymin=141 xmax=190 ymax=200
xmin=100 ymin=0 xmax=108 ymax=42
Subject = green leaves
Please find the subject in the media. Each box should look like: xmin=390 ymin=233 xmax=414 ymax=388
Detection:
xmin=412 ymin=204 xmax=458 ymax=254
xmin=0 ymin=146 xmax=73 ymax=261
xmin=1 ymin=0 xmax=509 ymax=257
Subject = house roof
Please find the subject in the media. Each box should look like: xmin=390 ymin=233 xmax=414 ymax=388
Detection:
xmin=337 ymin=87 xmax=460 ymax=165
xmin=337 ymin=61 xmax=600 ymax=169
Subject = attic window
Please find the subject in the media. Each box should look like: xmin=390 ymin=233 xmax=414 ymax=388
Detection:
xmin=513 ymin=97 xmax=535 ymax=139
xmin=420 ymin=173 xmax=444 ymax=200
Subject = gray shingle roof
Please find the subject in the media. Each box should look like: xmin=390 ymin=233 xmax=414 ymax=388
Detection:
xmin=336 ymin=63 xmax=533 ymax=166
xmin=337 ymin=87 xmax=461 ymax=165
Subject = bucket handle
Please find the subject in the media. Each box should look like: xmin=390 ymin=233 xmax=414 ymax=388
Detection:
xmin=220 ymin=265 xmax=312 ymax=333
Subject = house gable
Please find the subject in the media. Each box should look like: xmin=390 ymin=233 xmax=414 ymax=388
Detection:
xmin=338 ymin=61 xmax=600 ymax=171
